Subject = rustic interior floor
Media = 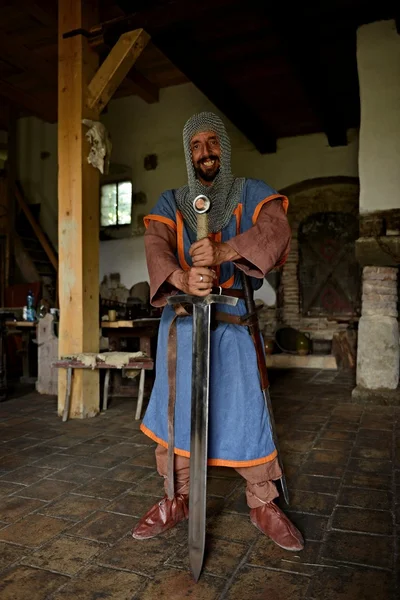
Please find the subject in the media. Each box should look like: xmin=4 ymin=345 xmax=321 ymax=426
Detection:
xmin=0 ymin=369 xmax=398 ymax=600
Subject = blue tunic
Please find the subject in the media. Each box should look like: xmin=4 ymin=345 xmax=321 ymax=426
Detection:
xmin=141 ymin=179 xmax=286 ymax=467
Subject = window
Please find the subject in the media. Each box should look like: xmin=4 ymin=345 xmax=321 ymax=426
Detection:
xmin=100 ymin=181 xmax=132 ymax=227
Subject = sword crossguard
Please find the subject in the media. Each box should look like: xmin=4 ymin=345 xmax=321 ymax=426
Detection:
xmin=167 ymin=294 xmax=238 ymax=307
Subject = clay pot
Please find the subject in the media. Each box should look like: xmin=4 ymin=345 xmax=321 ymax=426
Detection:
xmin=264 ymin=339 xmax=275 ymax=355
xmin=296 ymin=333 xmax=310 ymax=356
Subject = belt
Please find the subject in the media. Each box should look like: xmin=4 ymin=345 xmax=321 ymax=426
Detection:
xmin=211 ymin=287 xmax=244 ymax=299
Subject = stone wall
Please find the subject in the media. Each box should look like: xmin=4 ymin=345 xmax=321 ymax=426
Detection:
xmin=260 ymin=177 xmax=360 ymax=341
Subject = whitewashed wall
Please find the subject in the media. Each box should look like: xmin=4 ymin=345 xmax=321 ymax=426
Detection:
xmin=357 ymin=20 xmax=400 ymax=214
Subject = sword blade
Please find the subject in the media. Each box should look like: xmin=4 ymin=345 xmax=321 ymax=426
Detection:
xmin=189 ymin=302 xmax=211 ymax=582
xmin=263 ymin=387 xmax=290 ymax=505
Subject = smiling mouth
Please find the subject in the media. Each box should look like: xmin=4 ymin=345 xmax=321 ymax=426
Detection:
xmin=201 ymin=158 xmax=218 ymax=169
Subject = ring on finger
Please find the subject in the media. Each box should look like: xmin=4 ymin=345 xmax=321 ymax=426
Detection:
xmin=199 ymin=275 xmax=203 ymax=282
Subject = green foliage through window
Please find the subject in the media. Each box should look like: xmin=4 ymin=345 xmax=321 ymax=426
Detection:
xmin=100 ymin=181 xmax=132 ymax=227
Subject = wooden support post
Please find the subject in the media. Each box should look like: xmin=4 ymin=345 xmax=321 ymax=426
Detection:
xmin=58 ymin=0 xmax=100 ymax=418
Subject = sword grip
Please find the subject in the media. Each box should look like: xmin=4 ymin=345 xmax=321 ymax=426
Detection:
xmin=197 ymin=213 xmax=208 ymax=241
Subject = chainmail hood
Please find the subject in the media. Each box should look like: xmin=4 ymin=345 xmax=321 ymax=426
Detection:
xmin=175 ymin=112 xmax=244 ymax=233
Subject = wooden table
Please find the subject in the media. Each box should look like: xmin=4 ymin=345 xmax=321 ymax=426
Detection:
xmin=101 ymin=318 xmax=160 ymax=357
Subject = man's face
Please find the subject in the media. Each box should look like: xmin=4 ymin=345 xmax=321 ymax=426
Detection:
xmin=190 ymin=131 xmax=221 ymax=186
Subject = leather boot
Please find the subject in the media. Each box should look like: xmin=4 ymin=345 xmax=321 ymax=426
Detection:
xmin=250 ymin=501 xmax=304 ymax=551
xmin=132 ymin=494 xmax=189 ymax=540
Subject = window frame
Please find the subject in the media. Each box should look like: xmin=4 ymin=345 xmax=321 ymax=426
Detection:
xmin=100 ymin=179 xmax=133 ymax=229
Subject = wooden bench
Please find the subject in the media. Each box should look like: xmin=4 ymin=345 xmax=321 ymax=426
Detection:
xmin=53 ymin=353 xmax=154 ymax=422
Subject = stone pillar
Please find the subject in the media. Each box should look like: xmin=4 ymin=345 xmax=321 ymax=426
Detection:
xmin=355 ymin=267 xmax=399 ymax=392
xmin=353 ymin=21 xmax=400 ymax=404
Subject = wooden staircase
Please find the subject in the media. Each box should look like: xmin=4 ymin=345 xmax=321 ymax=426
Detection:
xmin=14 ymin=184 xmax=58 ymax=304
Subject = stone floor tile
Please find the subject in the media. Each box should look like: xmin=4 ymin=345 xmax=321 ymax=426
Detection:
xmin=0 ymin=541 xmax=27 ymax=572
xmin=1 ymin=465 xmax=57 ymax=485
xmin=135 ymin=474 xmax=165 ymax=496
xmin=357 ymin=428 xmax=393 ymax=441
xmin=38 ymin=493 xmax=108 ymax=521
xmin=48 ymin=464 xmax=106 ymax=483
xmin=31 ymin=453 xmax=78 ymax=469
xmin=25 ymin=428 xmax=62 ymax=441
xmin=75 ymin=453 xmax=126 ymax=469
xmin=136 ymin=567 xmax=224 ymax=600
xmin=314 ymin=439 xmax=355 ymax=452
xmin=67 ymin=510 xmax=133 ymax=543
xmin=207 ymin=476 xmax=240 ymax=498
xmin=168 ymin=536 xmax=248 ymax=578
xmin=280 ymin=437 xmax=315 ymax=453
xmin=308 ymin=565 xmax=394 ymax=600
xmin=223 ymin=488 xmax=248 ymax=515
xmin=247 ymin=536 xmax=321 ymax=575
xmin=73 ymin=477 xmax=130 ymax=500
xmin=0 ymin=514 xmax=70 ymax=548
xmin=106 ymin=491 xmax=160 ymax=517
xmin=0 ymin=565 xmax=68 ymax=600
xmin=0 ymin=454 xmax=33 ymax=471
xmin=98 ymin=534 xmax=175 ymax=575
xmin=322 ymin=530 xmax=393 ymax=569
xmin=103 ymin=463 xmax=152 ymax=483
xmin=289 ymin=490 xmax=336 ymax=516
xmin=360 ymin=415 xmax=393 ymax=430
xmin=291 ymin=473 xmax=341 ymax=495
xmin=206 ymin=512 xmax=259 ymax=544
xmin=319 ymin=430 xmax=357 ymax=441
xmin=342 ymin=470 xmax=392 ymax=490
xmin=332 ymin=506 xmax=393 ymax=535
xmin=351 ymin=444 xmax=392 ymax=461
xmin=347 ymin=458 xmax=392 ymax=475
xmin=3 ymin=437 xmax=41 ymax=451
xmin=79 ymin=435 xmax=123 ymax=447
xmin=337 ymin=486 xmax=392 ymax=510
xmin=22 ymin=535 xmax=104 ymax=575
xmin=0 ymin=481 xmax=25 ymax=497
xmin=0 ymin=496 xmax=45 ymax=523
xmin=18 ymin=445 xmax=63 ymax=463
xmin=125 ymin=447 xmax=157 ymax=468
xmin=99 ymin=443 xmax=144 ymax=458
xmin=225 ymin=565 xmax=310 ymax=600
xmin=285 ymin=511 xmax=329 ymax=541
xmin=50 ymin=564 xmax=145 ymax=600
xmin=60 ymin=442 xmax=105 ymax=457
xmin=18 ymin=478 xmax=78 ymax=501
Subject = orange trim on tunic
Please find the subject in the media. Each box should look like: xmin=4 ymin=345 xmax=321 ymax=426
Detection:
xmin=176 ymin=210 xmax=190 ymax=271
xmin=233 ymin=203 xmax=243 ymax=235
xmin=143 ymin=214 xmax=177 ymax=231
xmin=252 ymin=194 xmax=289 ymax=225
xmin=221 ymin=275 xmax=235 ymax=289
xmin=140 ymin=423 xmax=278 ymax=467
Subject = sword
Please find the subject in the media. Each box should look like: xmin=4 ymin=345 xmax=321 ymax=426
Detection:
xmin=167 ymin=195 xmax=238 ymax=582
xmin=240 ymin=272 xmax=290 ymax=505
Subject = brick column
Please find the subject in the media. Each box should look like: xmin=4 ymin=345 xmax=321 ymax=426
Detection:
xmin=356 ymin=266 xmax=399 ymax=390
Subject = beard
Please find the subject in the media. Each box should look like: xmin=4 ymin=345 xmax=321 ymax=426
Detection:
xmin=194 ymin=156 xmax=220 ymax=183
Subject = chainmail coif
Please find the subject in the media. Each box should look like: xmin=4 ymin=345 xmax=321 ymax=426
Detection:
xmin=175 ymin=112 xmax=245 ymax=234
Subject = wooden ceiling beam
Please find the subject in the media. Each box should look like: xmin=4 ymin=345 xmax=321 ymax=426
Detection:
xmin=87 ymin=28 xmax=150 ymax=112
xmin=0 ymin=79 xmax=56 ymax=122
xmin=0 ymin=30 xmax=57 ymax=84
